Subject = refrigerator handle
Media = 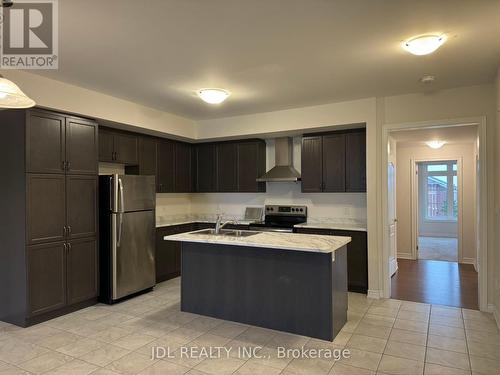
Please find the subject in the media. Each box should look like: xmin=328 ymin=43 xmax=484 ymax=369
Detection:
xmin=117 ymin=178 xmax=125 ymax=247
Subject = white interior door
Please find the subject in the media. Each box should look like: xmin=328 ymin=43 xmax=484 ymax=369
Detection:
xmin=388 ymin=162 xmax=398 ymax=276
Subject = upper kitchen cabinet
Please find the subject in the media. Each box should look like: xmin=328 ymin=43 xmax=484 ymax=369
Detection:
xmin=322 ymin=133 xmax=346 ymax=192
xmin=26 ymin=110 xmax=66 ymax=174
xmin=98 ymin=127 xmax=138 ymax=165
xmin=301 ymin=128 xmax=366 ymax=193
xmin=65 ymin=117 xmax=98 ymax=175
xmin=157 ymin=139 xmax=175 ymax=193
xmin=195 ymin=143 xmax=217 ymax=192
xmin=237 ymin=140 xmax=266 ymax=192
xmin=301 ymin=136 xmax=323 ymax=193
xmin=138 ymin=137 xmax=157 ymax=176
xmin=216 ymin=142 xmax=238 ymax=192
xmin=345 ymin=131 xmax=366 ymax=192
xmin=26 ymin=110 xmax=97 ymax=175
xmin=174 ymin=142 xmax=194 ymax=192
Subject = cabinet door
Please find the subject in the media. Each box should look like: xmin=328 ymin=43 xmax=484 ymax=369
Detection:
xmin=66 ymin=176 xmax=97 ymax=239
xmin=26 ymin=110 xmax=66 ymax=174
xmin=216 ymin=143 xmax=238 ymax=192
xmin=157 ymin=140 xmax=175 ymax=192
xmin=237 ymin=141 xmax=266 ymax=192
xmin=156 ymin=227 xmax=180 ymax=282
xmin=98 ymin=130 xmax=114 ymax=162
xmin=322 ymin=133 xmax=346 ymax=192
xmin=138 ymin=137 xmax=157 ymax=176
xmin=195 ymin=143 xmax=216 ymax=192
xmin=67 ymin=238 xmax=98 ymax=305
xmin=27 ymin=174 xmax=66 ymax=245
xmin=332 ymin=230 xmax=368 ymax=293
xmin=114 ymin=133 xmax=138 ymax=164
xmin=66 ymin=117 xmax=98 ymax=175
xmin=301 ymin=136 xmax=323 ymax=192
xmin=174 ymin=142 xmax=193 ymax=192
xmin=27 ymin=242 xmax=66 ymax=316
xmin=346 ymin=130 xmax=366 ymax=192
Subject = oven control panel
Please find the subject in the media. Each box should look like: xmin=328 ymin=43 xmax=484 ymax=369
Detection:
xmin=264 ymin=205 xmax=307 ymax=216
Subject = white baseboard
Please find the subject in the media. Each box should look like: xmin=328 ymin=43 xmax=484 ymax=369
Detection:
xmin=396 ymin=253 xmax=413 ymax=260
xmin=367 ymin=290 xmax=382 ymax=299
xmin=389 ymin=258 xmax=398 ymax=277
xmin=489 ymin=303 xmax=500 ymax=330
xmin=461 ymin=257 xmax=477 ymax=271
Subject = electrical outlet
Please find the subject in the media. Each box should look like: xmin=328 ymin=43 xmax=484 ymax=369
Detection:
xmin=344 ymin=207 xmax=351 ymax=216
xmin=496 ymin=279 xmax=500 ymax=290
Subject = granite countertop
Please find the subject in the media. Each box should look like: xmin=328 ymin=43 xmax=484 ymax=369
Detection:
xmin=164 ymin=230 xmax=351 ymax=254
xmin=156 ymin=215 xmax=258 ymax=228
xmin=294 ymin=221 xmax=367 ymax=232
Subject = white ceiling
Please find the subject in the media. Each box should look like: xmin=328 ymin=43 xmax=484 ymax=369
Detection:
xmin=33 ymin=0 xmax=500 ymax=120
xmin=391 ymin=125 xmax=478 ymax=146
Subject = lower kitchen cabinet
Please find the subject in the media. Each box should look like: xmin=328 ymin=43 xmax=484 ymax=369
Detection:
xmin=294 ymin=227 xmax=368 ymax=293
xmin=66 ymin=238 xmax=98 ymax=305
xmin=27 ymin=242 xmax=67 ymax=317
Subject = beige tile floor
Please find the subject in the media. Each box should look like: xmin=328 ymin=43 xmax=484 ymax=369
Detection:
xmin=1 ymin=278 xmax=500 ymax=375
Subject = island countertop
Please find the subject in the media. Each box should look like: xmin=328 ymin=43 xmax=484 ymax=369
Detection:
xmin=164 ymin=230 xmax=351 ymax=254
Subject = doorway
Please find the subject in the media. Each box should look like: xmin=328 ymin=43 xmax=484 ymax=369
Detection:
xmin=384 ymin=123 xmax=482 ymax=310
xmin=416 ymin=160 xmax=459 ymax=262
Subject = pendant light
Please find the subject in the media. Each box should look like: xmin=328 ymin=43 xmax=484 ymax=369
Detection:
xmin=0 ymin=75 xmax=36 ymax=108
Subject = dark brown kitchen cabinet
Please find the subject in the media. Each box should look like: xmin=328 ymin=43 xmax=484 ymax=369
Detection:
xmin=0 ymin=108 xmax=99 ymax=327
xmin=294 ymin=227 xmax=368 ymax=293
xmin=301 ymin=129 xmax=365 ymax=193
xmin=216 ymin=142 xmax=238 ymax=192
xmin=237 ymin=141 xmax=266 ymax=192
xmin=138 ymin=137 xmax=157 ymax=176
xmin=195 ymin=143 xmax=217 ymax=192
xmin=346 ymin=131 xmax=366 ymax=192
xmin=66 ymin=238 xmax=98 ymax=305
xmin=27 ymin=242 xmax=67 ymax=317
xmin=65 ymin=117 xmax=98 ymax=175
xmin=175 ymin=142 xmax=193 ymax=192
xmin=98 ymin=128 xmax=138 ymax=164
xmin=156 ymin=225 xmax=190 ymax=282
xmin=157 ymin=139 xmax=175 ymax=193
xmin=322 ymin=133 xmax=346 ymax=192
xmin=66 ymin=176 xmax=97 ymax=240
xmin=26 ymin=110 xmax=66 ymax=174
xmin=301 ymin=136 xmax=323 ymax=192
xmin=27 ymin=174 xmax=66 ymax=245
xmin=98 ymin=130 xmax=114 ymax=162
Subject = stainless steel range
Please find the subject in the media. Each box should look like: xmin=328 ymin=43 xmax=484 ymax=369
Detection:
xmin=249 ymin=205 xmax=307 ymax=233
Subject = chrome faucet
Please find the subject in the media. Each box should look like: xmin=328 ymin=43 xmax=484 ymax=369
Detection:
xmin=215 ymin=214 xmax=236 ymax=234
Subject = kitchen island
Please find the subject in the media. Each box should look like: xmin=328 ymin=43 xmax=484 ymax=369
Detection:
xmin=164 ymin=230 xmax=351 ymax=341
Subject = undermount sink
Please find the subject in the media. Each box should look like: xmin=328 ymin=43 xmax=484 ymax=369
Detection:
xmin=193 ymin=228 xmax=260 ymax=237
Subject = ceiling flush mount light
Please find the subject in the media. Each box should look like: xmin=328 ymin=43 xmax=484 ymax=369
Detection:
xmin=403 ymin=34 xmax=446 ymax=56
xmin=426 ymin=140 xmax=446 ymax=149
xmin=0 ymin=75 xmax=36 ymax=108
xmin=197 ymin=88 xmax=230 ymax=104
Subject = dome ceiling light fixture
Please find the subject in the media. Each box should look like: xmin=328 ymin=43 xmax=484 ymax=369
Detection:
xmin=426 ymin=140 xmax=446 ymax=149
xmin=403 ymin=34 xmax=447 ymax=56
xmin=197 ymin=88 xmax=230 ymax=104
xmin=0 ymin=75 xmax=36 ymax=109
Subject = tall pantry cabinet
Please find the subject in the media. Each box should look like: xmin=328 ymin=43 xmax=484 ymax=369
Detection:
xmin=0 ymin=108 xmax=99 ymax=327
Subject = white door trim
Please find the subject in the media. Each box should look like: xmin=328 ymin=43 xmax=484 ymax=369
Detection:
xmin=410 ymin=157 xmax=463 ymax=262
xmin=381 ymin=116 xmax=488 ymax=311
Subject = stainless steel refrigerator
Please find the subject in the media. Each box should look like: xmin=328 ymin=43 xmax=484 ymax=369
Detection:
xmin=99 ymin=174 xmax=156 ymax=303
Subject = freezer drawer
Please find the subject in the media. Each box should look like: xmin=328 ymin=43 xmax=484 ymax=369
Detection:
xmin=112 ymin=210 xmax=155 ymax=299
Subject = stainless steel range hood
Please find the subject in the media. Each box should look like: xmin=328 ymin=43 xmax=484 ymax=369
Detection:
xmin=256 ymin=137 xmax=301 ymax=182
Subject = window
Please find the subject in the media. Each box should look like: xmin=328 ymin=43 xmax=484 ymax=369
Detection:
xmin=419 ymin=161 xmax=458 ymax=221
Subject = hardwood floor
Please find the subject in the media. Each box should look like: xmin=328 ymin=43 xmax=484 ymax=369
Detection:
xmin=391 ymin=259 xmax=478 ymax=310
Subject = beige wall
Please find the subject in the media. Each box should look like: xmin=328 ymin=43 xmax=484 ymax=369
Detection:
xmin=3 ymin=70 xmax=196 ymax=139
xmin=395 ymin=143 xmax=477 ymax=264
xmin=495 ymin=67 xmax=500 ymax=317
